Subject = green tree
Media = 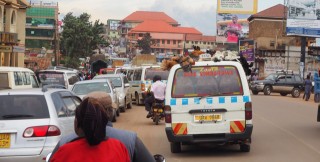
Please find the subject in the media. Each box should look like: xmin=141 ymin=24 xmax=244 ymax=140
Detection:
xmin=137 ymin=33 xmax=152 ymax=54
xmin=60 ymin=12 xmax=107 ymax=69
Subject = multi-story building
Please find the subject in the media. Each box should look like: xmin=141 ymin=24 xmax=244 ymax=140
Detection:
xmin=119 ymin=11 xmax=215 ymax=55
xmin=25 ymin=1 xmax=59 ymax=64
xmin=0 ymin=0 xmax=29 ymax=67
xmin=106 ymin=19 xmax=120 ymax=39
xmin=248 ymin=4 xmax=316 ymax=77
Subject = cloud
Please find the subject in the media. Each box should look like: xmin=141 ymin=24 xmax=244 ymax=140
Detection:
xmin=146 ymin=0 xmax=216 ymax=35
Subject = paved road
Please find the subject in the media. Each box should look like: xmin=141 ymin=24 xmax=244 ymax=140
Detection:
xmin=114 ymin=94 xmax=320 ymax=162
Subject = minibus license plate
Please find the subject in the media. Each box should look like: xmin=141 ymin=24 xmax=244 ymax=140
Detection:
xmin=0 ymin=133 xmax=10 ymax=148
xmin=194 ymin=114 xmax=222 ymax=122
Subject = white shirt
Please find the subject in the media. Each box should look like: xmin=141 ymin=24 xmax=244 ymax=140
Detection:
xmin=151 ymin=81 xmax=166 ymax=100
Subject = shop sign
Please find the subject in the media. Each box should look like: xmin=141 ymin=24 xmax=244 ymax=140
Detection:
xmin=13 ymin=46 xmax=25 ymax=53
xmin=0 ymin=45 xmax=12 ymax=52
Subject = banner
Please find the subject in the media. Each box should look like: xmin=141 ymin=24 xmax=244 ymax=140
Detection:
xmin=217 ymin=0 xmax=258 ymax=14
xmin=286 ymin=0 xmax=320 ymax=37
xmin=216 ymin=0 xmax=258 ymax=43
xmin=239 ymin=40 xmax=254 ymax=62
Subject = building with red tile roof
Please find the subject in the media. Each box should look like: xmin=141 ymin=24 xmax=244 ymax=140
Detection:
xmin=120 ymin=11 xmax=215 ymax=55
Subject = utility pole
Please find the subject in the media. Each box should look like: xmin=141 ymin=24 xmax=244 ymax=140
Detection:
xmin=300 ymin=37 xmax=306 ymax=78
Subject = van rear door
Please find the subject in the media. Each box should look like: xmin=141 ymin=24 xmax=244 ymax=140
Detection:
xmin=168 ymin=65 xmax=249 ymax=135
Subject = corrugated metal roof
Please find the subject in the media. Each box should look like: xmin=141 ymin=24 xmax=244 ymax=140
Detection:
xmin=248 ymin=4 xmax=287 ymax=21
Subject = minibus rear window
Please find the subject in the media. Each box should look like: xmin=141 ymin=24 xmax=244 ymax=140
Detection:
xmin=37 ymin=72 xmax=65 ymax=87
xmin=172 ymin=66 xmax=243 ymax=98
xmin=145 ymin=68 xmax=169 ymax=80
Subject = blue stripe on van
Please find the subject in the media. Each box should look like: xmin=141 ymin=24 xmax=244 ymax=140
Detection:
xmin=231 ymin=96 xmax=238 ymax=103
xmin=219 ymin=97 xmax=225 ymax=104
xmin=170 ymin=99 xmax=177 ymax=106
xmin=194 ymin=98 xmax=200 ymax=104
xmin=182 ymin=99 xmax=188 ymax=105
xmin=243 ymin=96 xmax=250 ymax=102
xmin=206 ymin=98 xmax=213 ymax=104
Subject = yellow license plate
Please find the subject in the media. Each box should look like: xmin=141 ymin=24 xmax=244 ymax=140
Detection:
xmin=194 ymin=114 xmax=222 ymax=122
xmin=0 ymin=133 xmax=10 ymax=148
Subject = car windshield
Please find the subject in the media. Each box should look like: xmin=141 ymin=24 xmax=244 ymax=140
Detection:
xmin=145 ymin=68 xmax=170 ymax=80
xmin=106 ymin=77 xmax=122 ymax=87
xmin=37 ymin=72 xmax=65 ymax=86
xmin=265 ymin=74 xmax=278 ymax=80
xmin=172 ymin=66 xmax=243 ymax=98
xmin=72 ymin=82 xmax=111 ymax=95
xmin=0 ymin=95 xmax=49 ymax=120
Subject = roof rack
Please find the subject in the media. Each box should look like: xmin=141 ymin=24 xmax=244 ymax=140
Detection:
xmin=47 ymin=66 xmax=77 ymax=71
xmin=276 ymin=70 xmax=293 ymax=74
xmin=42 ymin=84 xmax=66 ymax=92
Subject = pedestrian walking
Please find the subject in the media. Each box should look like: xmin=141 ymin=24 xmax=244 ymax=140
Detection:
xmin=304 ymin=75 xmax=312 ymax=101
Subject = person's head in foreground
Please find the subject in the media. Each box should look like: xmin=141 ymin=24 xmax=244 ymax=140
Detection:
xmin=75 ymin=97 xmax=109 ymax=145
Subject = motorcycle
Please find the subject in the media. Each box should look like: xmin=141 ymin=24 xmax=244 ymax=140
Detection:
xmin=151 ymin=101 xmax=165 ymax=125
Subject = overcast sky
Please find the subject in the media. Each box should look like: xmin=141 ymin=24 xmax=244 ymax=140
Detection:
xmin=31 ymin=0 xmax=285 ymax=35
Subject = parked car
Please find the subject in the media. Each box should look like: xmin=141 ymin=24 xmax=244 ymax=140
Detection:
xmin=37 ymin=67 xmax=80 ymax=90
xmin=0 ymin=66 xmax=39 ymax=90
xmin=71 ymin=79 xmax=120 ymax=122
xmin=93 ymin=74 xmax=132 ymax=112
xmin=250 ymin=70 xmax=304 ymax=97
xmin=0 ymin=86 xmax=81 ymax=162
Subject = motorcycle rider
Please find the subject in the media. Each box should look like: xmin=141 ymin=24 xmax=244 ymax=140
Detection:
xmin=145 ymin=75 xmax=166 ymax=118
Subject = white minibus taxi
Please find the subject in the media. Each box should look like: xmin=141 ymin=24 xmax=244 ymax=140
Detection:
xmin=164 ymin=60 xmax=253 ymax=153
xmin=0 ymin=67 xmax=39 ymax=90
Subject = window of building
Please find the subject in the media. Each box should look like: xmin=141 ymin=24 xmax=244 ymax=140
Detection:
xmin=195 ymin=41 xmax=198 ymax=44
xmin=162 ymin=40 xmax=165 ymax=44
xmin=26 ymin=18 xmax=55 ymax=27
xmin=270 ymin=41 xmax=275 ymax=47
xmin=26 ymin=29 xmax=54 ymax=37
xmin=186 ymin=41 xmax=189 ymax=43
xmin=192 ymin=41 xmax=194 ymax=44
xmin=204 ymin=42 xmax=207 ymax=45
xmin=167 ymin=40 xmax=170 ymax=44
xmin=173 ymin=40 xmax=176 ymax=44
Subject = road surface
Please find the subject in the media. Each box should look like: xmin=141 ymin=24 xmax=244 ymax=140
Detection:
xmin=114 ymin=94 xmax=320 ymax=162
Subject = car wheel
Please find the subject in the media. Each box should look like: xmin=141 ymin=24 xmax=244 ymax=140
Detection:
xmin=252 ymin=90 xmax=259 ymax=95
xmin=291 ymin=88 xmax=300 ymax=98
xmin=127 ymin=99 xmax=133 ymax=109
xmin=135 ymin=93 xmax=140 ymax=105
xmin=170 ymin=142 xmax=181 ymax=153
xmin=280 ymin=93 xmax=287 ymax=96
xmin=240 ymin=144 xmax=250 ymax=152
xmin=120 ymin=99 xmax=126 ymax=112
xmin=112 ymin=113 xmax=116 ymax=122
xmin=263 ymin=86 xmax=271 ymax=95
xmin=116 ymin=108 xmax=120 ymax=116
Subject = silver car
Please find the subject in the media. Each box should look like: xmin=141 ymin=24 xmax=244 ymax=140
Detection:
xmin=71 ymin=79 xmax=120 ymax=122
xmin=0 ymin=87 xmax=81 ymax=162
xmin=93 ymin=74 xmax=132 ymax=112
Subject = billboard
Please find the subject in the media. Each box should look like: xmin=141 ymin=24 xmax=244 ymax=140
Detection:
xmin=216 ymin=0 xmax=258 ymax=43
xmin=239 ymin=40 xmax=255 ymax=62
xmin=286 ymin=0 xmax=320 ymax=37
xmin=217 ymin=0 xmax=258 ymax=14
